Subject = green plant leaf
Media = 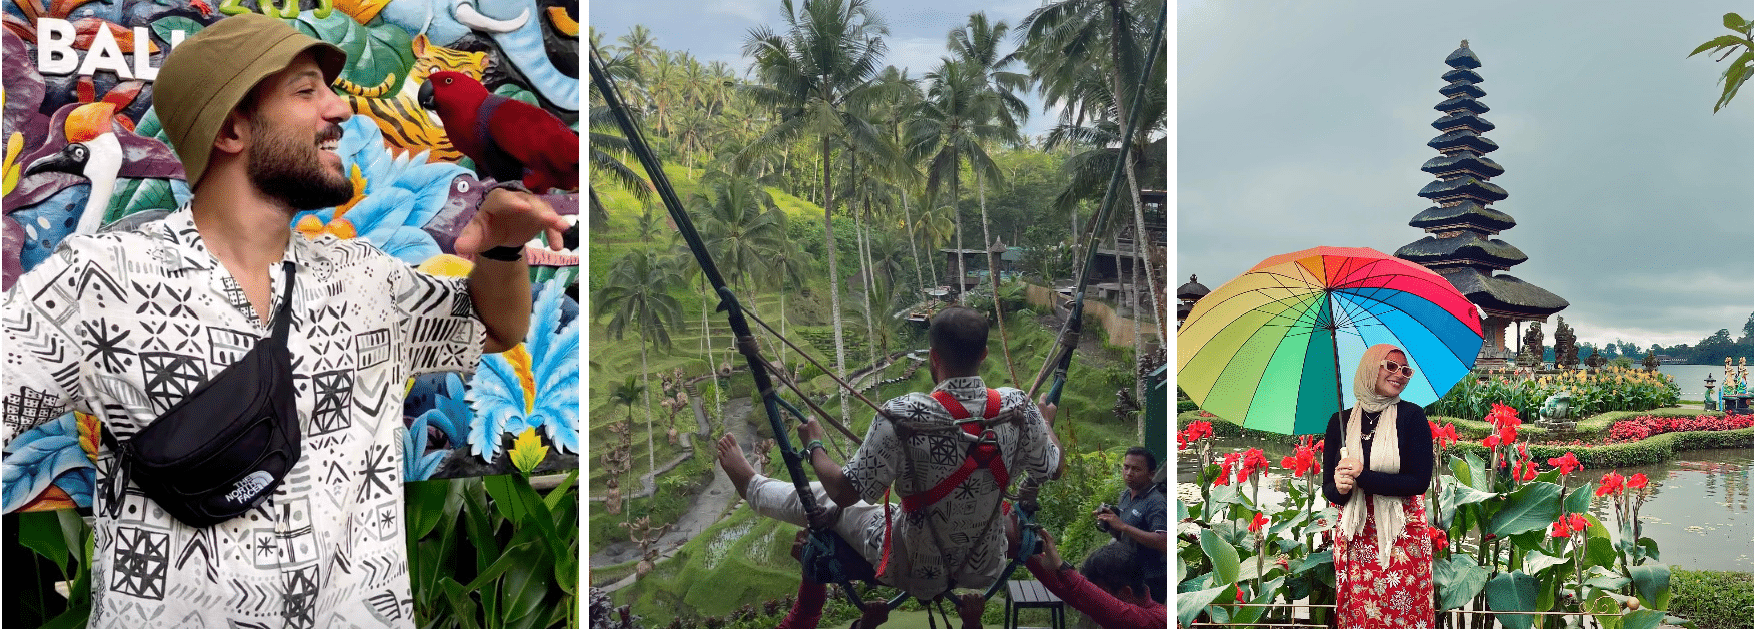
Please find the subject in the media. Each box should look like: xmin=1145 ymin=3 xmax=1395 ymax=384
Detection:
xmin=544 ymin=469 xmax=579 ymax=511
xmin=1199 ymin=527 xmax=1240 ymax=586
xmin=1228 ymin=576 xmax=1283 ymax=626
xmin=1292 ymin=550 xmax=1332 ymax=575
xmin=1634 ymin=537 xmax=1660 ymax=563
xmin=439 ymin=577 xmax=480 ymax=627
xmin=1434 ymin=554 xmax=1491 ymax=611
xmin=1486 ymin=570 xmax=1540 ymax=629
xmin=1177 ymin=584 xmax=1228 ymax=625
xmin=1689 ymin=34 xmax=1747 ymax=57
xmin=1725 ymin=12 xmax=1748 ymax=31
xmin=1489 ymin=481 xmax=1562 ymax=538
xmin=406 ymin=478 xmax=451 ymax=541
xmin=1562 ymin=482 xmax=1595 ymax=515
xmin=497 ymin=540 xmax=552 ymax=628
xmin=1585 ymin=565 xmax=1630 ymax=591
xmin=18 ymin=510 xmax=70 ymax=576
xmin=1628 ymin=563 xmax=1671 ymax=610
xmin=1522 ymin=549 xmax=1569 ymax=576
xmin=1622 ymin=608 xmax=1665 ymax=629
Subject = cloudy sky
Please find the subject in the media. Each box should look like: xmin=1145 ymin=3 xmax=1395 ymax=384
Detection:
xmin=589 ymin=0 xmax=1059 ymax=138
xmin=1177 ymin=0 xmax=1754 ymax=350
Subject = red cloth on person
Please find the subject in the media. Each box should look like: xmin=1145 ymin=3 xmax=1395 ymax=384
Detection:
xmin=1334 ymin=495 xmax=1435 ymax=628
xmin=777 ymin=580 xmax=827 ymax=629
xmin=1024 ymin=558 xmax=1166 ymax=629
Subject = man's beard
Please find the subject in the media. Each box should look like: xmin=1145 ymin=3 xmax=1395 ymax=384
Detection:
xmin=247 ymin=119 xmax=353 ymax=211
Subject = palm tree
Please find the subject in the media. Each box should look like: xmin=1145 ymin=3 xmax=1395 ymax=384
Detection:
xmin=906 ymin=58 xmax=1008 ymax=303
xmin=609 ymin=375 xmax=644 ymax=523
xmin=692 ymin=171 xmax=787 ymax=294
xmin=587 ymin=47 xmax=651 ymax=231
xmin=1022 ymin=0 xmax=1167 ymax=344
xmin=740 ymin=0 xmax=897 ymax=424
xmin=616 ymin=25 xmax=662 ymax=74
xmin=593 ymin=249 xmax=684 ymax=474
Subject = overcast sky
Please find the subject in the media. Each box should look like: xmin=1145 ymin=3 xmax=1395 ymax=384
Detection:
xmin=589 ymin=0 xmax=1059 ymax=138
xmin=1177 ymin=0 xmax=1754 ymax=351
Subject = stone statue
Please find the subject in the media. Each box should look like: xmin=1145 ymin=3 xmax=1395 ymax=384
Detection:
xmin=1585 ymin=347 xmax=1605 ymax=372
xmin=1539 ymin=391 xmax=1574 ymax=422
xmin=1516 ymin=344 xmax=1538 ymax=369
xmin=1522 ymin=322 xmax=1545 ymax=368
xmin=1741 ymin=357 xmax=1750 ymax=394
xmin=1728 ymin=358 xmax=1738 ymax=394
xmin=1643 ymin=350 xmax=1660 ymax=372
xmin=1554 ymin=318 xmax=1578 ymax=370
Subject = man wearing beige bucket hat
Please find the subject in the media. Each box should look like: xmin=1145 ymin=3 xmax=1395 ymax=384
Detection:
xmin=1 ymin=13 xmax=569 ymax=628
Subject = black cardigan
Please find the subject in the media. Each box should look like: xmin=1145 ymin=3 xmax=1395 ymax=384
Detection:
xmin=1321 ymin=400 xmax=1433 ymax=506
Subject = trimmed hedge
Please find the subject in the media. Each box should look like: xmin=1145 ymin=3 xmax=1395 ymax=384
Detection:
xmin=1441 ymin=408 xmax=1723 ymax=442
xmin=1670 ymin=569 xmax=1755 ymax=629
xmin=1445 ymin=428 xmax=1753 ymax=468
xmin=1180 ymin=410 xmax=1753 ymax=467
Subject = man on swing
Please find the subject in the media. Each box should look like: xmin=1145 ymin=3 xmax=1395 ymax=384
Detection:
xmin=716 ymin=306 xmax=1063 ymax=604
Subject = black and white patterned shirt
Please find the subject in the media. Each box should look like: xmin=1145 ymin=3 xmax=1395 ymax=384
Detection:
xmin=2 ymin=208 xmax=485 ymax=628
xmin=842 ymin=376 xmax=1059 ymax=600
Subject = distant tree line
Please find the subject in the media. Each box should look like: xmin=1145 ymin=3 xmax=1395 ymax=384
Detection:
xmin=1567 ymin=314 xmax=1754 ymax=365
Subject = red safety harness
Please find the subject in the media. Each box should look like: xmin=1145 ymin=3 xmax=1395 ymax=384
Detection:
xmin=876 ymin=389 xmax=1007 ymax=577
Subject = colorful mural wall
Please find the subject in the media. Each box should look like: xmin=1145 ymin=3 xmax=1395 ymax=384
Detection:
xmin=1 ymin=0 xmax=581 ymax=514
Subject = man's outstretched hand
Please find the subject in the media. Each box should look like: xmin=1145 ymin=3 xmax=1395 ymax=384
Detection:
xmin=454 ymin=188 xmax=569 ymax=257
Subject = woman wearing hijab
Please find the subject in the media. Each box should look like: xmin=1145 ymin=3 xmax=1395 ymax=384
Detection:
xmin=1322 ymin=344 xmax=1436 ymax=628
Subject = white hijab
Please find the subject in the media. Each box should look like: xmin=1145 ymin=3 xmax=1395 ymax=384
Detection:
xmin=1339 ymin=344 xmax=1406 ymax=568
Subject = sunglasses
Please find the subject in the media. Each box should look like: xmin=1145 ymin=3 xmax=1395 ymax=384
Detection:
xmin=1380 ymin=360 xmax=1415 ymax=378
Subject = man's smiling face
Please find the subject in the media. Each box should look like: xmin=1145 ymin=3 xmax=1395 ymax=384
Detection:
xmin=240 ymin=50 xmax=354 ymax=211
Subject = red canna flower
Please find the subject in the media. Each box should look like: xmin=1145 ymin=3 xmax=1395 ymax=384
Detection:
xmin=1627 ymin=473 xmax=1648 ymax=490
xmin=1596 ymin=471 xmax=1625 ymax=497
xmin=1216 ymin=452 xmax=1239 ymax=486
xmin=1430 ymin=422 xmax=1459 ymax=448
xmin=1567 ymin=513 xmax=1589 ymax=533
xmin=1281 ymin=445 xmax=1318 ymax=477
xmin=1551 ymin=520 xmax=1571 ymax=538
xmin=1482 ymin=434 xmax=1499 ymax=448
xmin=1548 ymin=452 xmax=1581 ymax=475
xmin=1249 ymin=512 xmax=1270 ymax=533
xmin=1516 ymin=460 xmax=1537 ymax=482
xmin=1427 ymin=526 xmax=1448 ymax=547
xmin=1241 ymin=448 xmax=1270 ymax=481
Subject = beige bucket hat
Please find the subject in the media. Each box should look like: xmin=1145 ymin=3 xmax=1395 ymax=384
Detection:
xmin=154 ymin=13 xmax=346 ymax=188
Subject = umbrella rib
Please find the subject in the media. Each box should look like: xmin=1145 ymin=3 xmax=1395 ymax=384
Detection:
xmin=1332 ymin=285 xmax=1475 ymax=368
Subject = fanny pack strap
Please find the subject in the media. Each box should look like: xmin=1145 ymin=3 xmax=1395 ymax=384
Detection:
xmin=270 ymin=260 xmax=296 ymax=344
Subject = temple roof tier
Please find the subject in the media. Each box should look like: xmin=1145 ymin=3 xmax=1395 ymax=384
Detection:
xmin=1395 ymin=234 xmax=1528 ymax=269
xmin=1436 ymin=268 xmax=1570 ymax=316
xmin=1441 ymin=67 xmax=1483 ymax=84
xmin=1440 ymin=81 xmax=1487 ymax=99
xmin=1409 ymin=201 xmax=1517 ymax=232
xmin=1428 ymin=129 xmax=1500 ymax=154
xmin=1421 ymin=152 xmax=1505 ymax=178
xmin=1418 ymin=176 xmax=1510 ymax=203
xmin=1431 ymin=111 xmax=1496 ymax=133
xmin=1434 ymin=96 xmax=1490 ymax=114
xmin=1445 ymin=43 xmax=1482 ymax=69
xmin=1177 ymin=274 xmax=1210 ymax=300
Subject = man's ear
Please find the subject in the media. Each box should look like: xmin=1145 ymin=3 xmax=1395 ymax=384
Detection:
xmin=213 ymin=110 xmax=252 ymax=156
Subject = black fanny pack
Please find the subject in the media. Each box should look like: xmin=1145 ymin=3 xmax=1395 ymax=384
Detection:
xmin=102 ymin=261 xmax=302 ymax=528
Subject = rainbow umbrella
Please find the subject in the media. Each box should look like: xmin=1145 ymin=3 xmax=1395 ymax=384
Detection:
xmin=1178 ymin=246 xmax=1484 ymax=435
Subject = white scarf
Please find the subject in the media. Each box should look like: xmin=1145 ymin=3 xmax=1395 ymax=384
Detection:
xmin=1339 ymin=344 xmax=1406 ymax=569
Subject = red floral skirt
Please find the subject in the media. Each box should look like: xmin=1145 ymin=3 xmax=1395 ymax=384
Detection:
xmin=1334 ymin=495 xmax=1434 ymax=628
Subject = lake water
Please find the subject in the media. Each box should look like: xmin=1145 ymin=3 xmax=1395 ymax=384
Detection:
xmin=1177 ymin=439 xmax=1754 ymax=572
xmin=1658 ymin=364 xmax=1747 ymax=399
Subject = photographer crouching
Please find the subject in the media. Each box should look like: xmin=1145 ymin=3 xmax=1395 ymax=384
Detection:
xmin=1094 ymin=446 xmax=1168 ymax=604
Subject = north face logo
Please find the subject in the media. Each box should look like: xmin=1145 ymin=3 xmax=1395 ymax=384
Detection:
xmin=224 ymin=471 xmax=274 ymax=504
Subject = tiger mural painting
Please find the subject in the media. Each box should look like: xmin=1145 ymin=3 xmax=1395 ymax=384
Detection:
xmin=334 ymin=33 xmax=490 ymax=163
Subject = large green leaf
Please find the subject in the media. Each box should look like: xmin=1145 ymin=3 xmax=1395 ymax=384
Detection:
xmin=1460 ymin=452 xmax=1489 ymax=491
xmin=406 ymin=479 xmax=451 ymax=541
xmin=543 ymin=469 xmax=579 ymax=511
xmin=497 ymin=540 xmax=553 ymax=628
xmin=439 ymin=577 xmax=480 ymax=627
xmin=1485 ymin=570 xmax=1540 ymax=629
xmin=18 ymin=510 xmax=69 ymax=575
xmin=1488 ymin=481 xmax=1561 ymax=538
xmin=1628 ymin=563 xmax=1671 ymax=610
xmin=1433 ymin=554 xmax=1491 ymax=611
xmin=1634 ymin=537 xmax=1660 ymax=563
xmin=1621 ymin=609 xmax=1666 ymax=629
xmin=1178 ymin=584 xmax=1228 ymax=625
xmin=1562 ymin=482 xmax=1595 ymax=515
xmin=1200 ymin=527 xmax=1241 ymax=586
xmin=1522 ymin=549 xmax=1569 ymax=576
xmin=1292 ymin=550 xmax=1332 ymax=575
xmin=1584 ymin=565 xmax=1630 ymax=591
xmin=1227 ymin=576 xmax=1284 ymax=626
xmin=292 ymin=11 xmax=415 ymax=96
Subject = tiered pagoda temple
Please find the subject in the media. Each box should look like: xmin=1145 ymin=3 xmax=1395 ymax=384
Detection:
xmin=1395 ymin=41 xmax=1568 ymax=368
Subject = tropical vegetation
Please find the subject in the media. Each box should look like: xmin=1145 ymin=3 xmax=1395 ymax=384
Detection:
xmin=588 ymin=0 xmax=1168 ymax=622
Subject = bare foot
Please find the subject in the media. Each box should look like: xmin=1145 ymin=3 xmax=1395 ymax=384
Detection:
xmin=716 ymin=434 xmax=756 ymax=500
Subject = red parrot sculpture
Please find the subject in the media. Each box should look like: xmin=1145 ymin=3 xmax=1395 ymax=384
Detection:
xmin=418 ymin=71 xmax=579 ymax=192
